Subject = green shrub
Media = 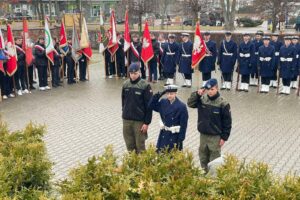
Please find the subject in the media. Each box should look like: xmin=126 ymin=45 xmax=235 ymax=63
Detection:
xmin=59 ymin=146 xmax=300 ymax=199
xmin=0 ymin=120 xmax=53 ymax=200
xmin=240 ymin=18 xmax=263 ymax=27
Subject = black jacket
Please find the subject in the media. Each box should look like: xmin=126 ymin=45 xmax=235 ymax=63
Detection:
xmin=187 ymin=92 xmax=232 ymax=140
xmin=34 ymin=43 xmax=48 ymax=67
xmin=122 ymin=77 xmax=153 ymax=124
xmin=16 ymin=44 xmax=26 ymax=67
xmin=129 ymin=41 xmax=141 ymax=63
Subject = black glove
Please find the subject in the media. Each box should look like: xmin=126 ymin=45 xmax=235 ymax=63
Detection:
xmin=154 ymin=90 xmax=166 ymax=99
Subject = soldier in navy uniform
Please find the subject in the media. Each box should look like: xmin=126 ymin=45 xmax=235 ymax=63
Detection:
xmin=178 ymin=33 xmax=193 ymax=88
xmin=291 ymin=35 xmax=300 ymax=89
xmin=258 ymin=36 xmax=275 ymax=93
xmin=217 ymin=31 xmax=237 ymax=90
xmin=148 ymin=33 xmax=160 ymax=83
xmin=116 ymin=33 xmax=126 ymax=78
xmin=34 ymin=36 xmax=50 ymax=90
xmin=149 ymin=85 xmax=188 ymax=152
xmin=79 ymin=53 xmax=87 ymax=81
xmin=250 ymin=30 xmax=264 ymax=86
xmin=161 ymin=34 xmax=179 ymax=86
xmin=279 ymin=36 xmax=298 ymax=95
xmin=158 ymin=33 xmax=166 ymax=80
xmin=270 ymin=33 xmax=283 ymax=88
xmin=15 ymin=36 xmax=29 ymax=95
xmin=237 ymin=33 xmax=255 ymax=92
xmin=199 ymin=32 xmax=217 ymax=87
xmin=128 ymin=34 xmax=142 ymax=77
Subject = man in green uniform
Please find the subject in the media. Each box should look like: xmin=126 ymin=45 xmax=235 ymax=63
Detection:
xmin=187 ymin=78 xmax=232 ymax=172
xmin=122 ymin=63 xmax=153 ymax=153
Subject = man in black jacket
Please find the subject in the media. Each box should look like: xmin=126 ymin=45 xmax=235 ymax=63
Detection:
xmin=15 ymin=37 xmax=28 ymax=95
xmin=34 ymin=36 xmax=50 ymax=91
xmin=122 ymin=63 xmax=153 ymax=153
xmin=187 ymin=78 xmax=232 ymax=172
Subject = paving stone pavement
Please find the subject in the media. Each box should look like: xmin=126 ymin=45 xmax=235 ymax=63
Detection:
xmin=1 ymin=57 xmax=300 ymax=181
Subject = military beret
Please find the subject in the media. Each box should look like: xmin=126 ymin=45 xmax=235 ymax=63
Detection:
xmin=164 ymin=84 xmax=178 ymax=92
xmin=181 ymin=33 xmax=190 ymax=37
xmin=255 ymin=30 xmax=264 ymax=36
xmin=168 ymin=33 xmax=175 ymax=38
xmin=204 ymin=31 xmax=210 ymax=36
xmin=128 ymin=62 xmax=140 ymax=72
xmin=204 ymin=78 xmax=218 ymax=89
xmin=262 ymin=36 xmax=271 ymax=40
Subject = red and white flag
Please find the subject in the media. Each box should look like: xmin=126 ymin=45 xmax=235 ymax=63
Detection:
xmin=6 ymin=24 xmax=17 ymax=76
xmin=107 ymin=9 xmax=119 ymax=56
xmin=191 ymin=22 xmax=206 ymax=68
xmin=124 ymin=9 xmax=131 ymax=52
xmin=59 ymin=20 xmax=69 ymax=55
xmin=141 ymin=21 xmax=154 ymax=64
xmin=45 ymin=17 xmax=55 ymax=65
xmin=80 ymin=17 xmax=93 ymax=60
xmin=22 ymin=18 xmax=33 ymax=66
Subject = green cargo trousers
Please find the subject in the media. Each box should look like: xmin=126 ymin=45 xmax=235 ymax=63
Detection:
xmin=199 ymin=134 xmax=221 ymax=173
xmin=123 ymin=119 xmax=148 ymax=154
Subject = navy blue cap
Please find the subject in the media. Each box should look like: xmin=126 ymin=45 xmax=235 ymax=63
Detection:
xmin=128 ymin=63 xmax=140 ymax=72
xmin=204 ymin=78 xmax=218 ymax=89
xmin=164 ymin=84 xmax=178 ymax=92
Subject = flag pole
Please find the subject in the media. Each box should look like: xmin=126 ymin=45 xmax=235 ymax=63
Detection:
xmin=12 ymin=76 xmax=17 ymax=96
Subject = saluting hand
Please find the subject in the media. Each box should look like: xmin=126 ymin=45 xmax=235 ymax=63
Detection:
xmin=219 ymin=139 xmax=225 ymax=147
xmin=140 ymin=124 xmax=148 ymax=134
xmin=197 ymin=88 xmax=206 ymax=96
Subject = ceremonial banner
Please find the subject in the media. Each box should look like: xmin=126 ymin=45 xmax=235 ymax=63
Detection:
xmin=71 ymin=21 xmax=82 ymax=62
xmin=124 ymin=9 xmax=131 ymax=52
xmin=22 ymin=18 xmax=33 ymax=65
xmin=141 ymin=22 xmax=154 ymax=64
xmin=191 ymin=22 xmax=206 ymax=68
xmin=107 ymin=9 xmax=119 ymax=56
xmin=6 ymin=24 xmax=17 ymax=76
xmin=0 ymin=28 xmax=7 ymax=73
xmin=45 ymin=17 xmax=55 ymax=65
xmin=80 ymin=17 xmax=92 ymax=60
xmin=59 ymin=20 xmax=69 ymax=55
xmin=99 ymin=10 xmax=108 ymax=54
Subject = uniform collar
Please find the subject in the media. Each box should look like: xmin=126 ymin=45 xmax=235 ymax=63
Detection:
xmin=130 ymin=76 xmax=141 ymax=84
xmin=208 ymin=92 xmax=220 ymax=101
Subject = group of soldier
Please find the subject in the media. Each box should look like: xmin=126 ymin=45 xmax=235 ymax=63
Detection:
xmin=107 ymin=30 xmax=300 ymax=95
xmin=0 ymin=35 xmax=88 ymax=100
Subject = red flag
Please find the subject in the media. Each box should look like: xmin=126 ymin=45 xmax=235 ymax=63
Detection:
xmin=59 ymin=20 xmax=69 ymax=55
xmin=107 ymin=9 xmax=119 ymax=56
xmin=191 ymin=22 xmax=207 ymax=68
xmin=141 ymin=22 xmax=154 ymax=64
xmin=124 ymin=9 xmax=131 ymax=52
xmin=0 ymin=27 xmax=6 ymax=73
xmin=6 ymin=24 xmax=18 ymax=76
xmin=22 ymin=19 xmax=33 ymax=66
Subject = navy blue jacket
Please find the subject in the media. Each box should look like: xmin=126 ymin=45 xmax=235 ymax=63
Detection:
xmin=218 ymin=40 xmax=237 ymax=73
xmin=238 ymin=41 xmax=255 ymax=75
xmin=292 ymin=43 xmax=300 ymax=76
xmin=279 ymin=45 xmax=297 ymax=79
xmin=178 ymin=41 xmax=193 ymax=74
xmin=161 ymin=42 xmax=179 ymax=74
xmin=149 ymin=94 xmax=188 ymax=151
xmin=251 ymin=39 xmax=263 ymax=73
xmin=270 ymin=40 xmax=283 ymax=69
xmin=258 ymin=45 xmax=275 ymax=77
xmin=199 ymin=40 xmax=217 ymax=73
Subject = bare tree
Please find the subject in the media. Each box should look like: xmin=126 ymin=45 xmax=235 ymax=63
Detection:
xmin=220 ymin=0 xmax=237 ymax=31
xmin=158 ymin=0 xmax=172 ymax=29
xmin=253 ymin=0 xmax=292 ymax=33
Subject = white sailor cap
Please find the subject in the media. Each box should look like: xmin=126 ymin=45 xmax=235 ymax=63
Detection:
xmin=168 ymin=33 xmax=176 ymax=38
xmin=164 ymin=84 xmax=178 ymax=92
xmin=181 ymin=33 xmax=190 ymax=37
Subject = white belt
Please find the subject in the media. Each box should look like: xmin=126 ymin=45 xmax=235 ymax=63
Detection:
xmin=166 ymin=52 xmax=175 ymax=55
xmin=275 ymin=52 xmax=279 ymax=56
xmin=255 ymin=52 xmax=259 ymax=55
xmin=159 ymin=121 xmax=180 ymax=134
xmin=259 ymin=57 xmax=272 ymax=61
xmin=223 ymin=52 xmax=233 ymax=56
xmin=239 ymin=53 xmax=250 ymax=58
xmin=205 ymin=54 xmax=212 ymax=56
xmin=182 ymin=54 xmax=191 ymax=57
xmin=296 ymin=54 xmax=299 ymax=59
xmin=280 ymin=57 xmax=293 ymax=62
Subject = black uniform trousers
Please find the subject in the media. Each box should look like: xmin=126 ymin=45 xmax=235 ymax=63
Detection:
xmin=241 ymin=75 xmax=250 ymax=83
xmin=79 ymin=57 xmax=87 ymax=81
xmin=202 ymin=72 xmax=211 ymax=81
xmin=15 ymin=65 xmax=26 ymax=90
xmin=37 ymin=65 xmax=48 ymax=87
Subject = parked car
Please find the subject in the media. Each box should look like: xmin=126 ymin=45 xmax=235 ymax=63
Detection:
xmin=3 ymin=13 xmax=32 ymax=21
xmin=183 ymin=19 xmax=193 ymax=26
